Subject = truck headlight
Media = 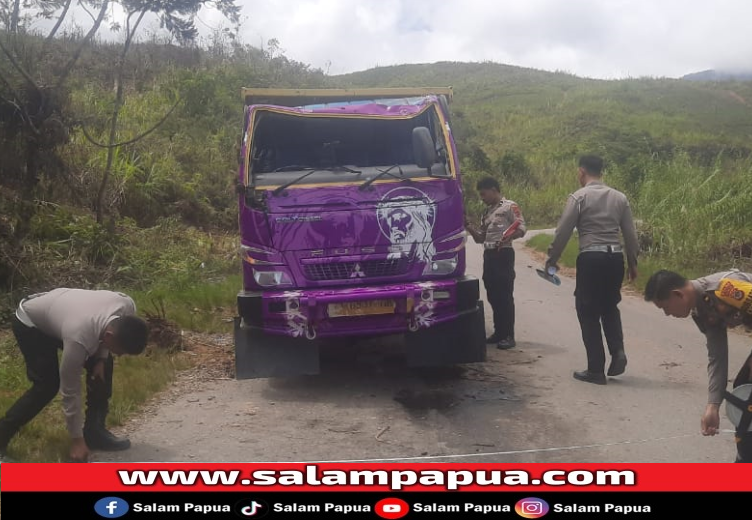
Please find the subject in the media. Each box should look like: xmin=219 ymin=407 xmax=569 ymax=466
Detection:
xmin=422 ymin=256 xmax=458 ymax=276
xmin=253 ymin=270 xmax=292 ymax=287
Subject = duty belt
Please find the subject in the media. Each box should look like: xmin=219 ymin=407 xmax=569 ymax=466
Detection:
xmin=580 ymin=244 xmax=623 ymax=253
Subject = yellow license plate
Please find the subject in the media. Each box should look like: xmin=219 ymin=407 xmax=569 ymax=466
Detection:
xmin=328 ymin=299 xmax=396 ymax=317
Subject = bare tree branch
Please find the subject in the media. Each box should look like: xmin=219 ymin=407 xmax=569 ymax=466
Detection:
xmin=96 ymin=7 xmax=148 ymax=222
xmin=55 ymin=0 xmax=110 ymax=88
xmin=0 ymin=90 xmax=21 ymax=112
xmin=0 ymin=69 xmax=39 ymax=135
xmin=79 ymin=0 xmax=97 ymax=22
xmin=0 ymin=37 xmax=41 ymax=93
xmin=9 ymin=0 xmax=20 ymax=33
xmin=78 ymin=97 xmax=181 ymax=148
xmin=44 ymin=0 xmax=74 ymax=46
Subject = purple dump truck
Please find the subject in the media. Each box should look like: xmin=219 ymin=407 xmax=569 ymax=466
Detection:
xmin=234 ymin=88 xmax=486 ymax=378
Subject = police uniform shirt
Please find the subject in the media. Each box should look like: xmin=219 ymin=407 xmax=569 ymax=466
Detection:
xmin=690 ymin=270 xmax=752 ymax=404
xmin=480 ymin=199 xmax=526 ymax=250
xmin=547 ymin=180 xmax=639 ymax=268
xmin=16 ymin=288 xmax=137 ymax=439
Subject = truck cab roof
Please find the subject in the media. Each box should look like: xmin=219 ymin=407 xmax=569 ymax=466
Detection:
xmin=241 ymin=87 xmax=453 ymax=107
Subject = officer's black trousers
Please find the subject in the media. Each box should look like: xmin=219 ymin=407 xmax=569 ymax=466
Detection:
xmin=574 ymin=251 xmax=625 ymax=374
xmin=483 ymin=248 xmax=516 ymax=340
xmin=0 ymin=317 xmax=114 ymax=452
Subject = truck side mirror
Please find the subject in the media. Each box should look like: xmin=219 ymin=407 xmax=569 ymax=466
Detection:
xmin=237 ymin=184 xmax=263 ymax=209
xmin=412 ymin=127 xmax=438 ymax=170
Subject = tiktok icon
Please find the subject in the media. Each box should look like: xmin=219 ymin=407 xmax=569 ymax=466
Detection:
xmin=234 ymin=498 xmax=270 ymax=518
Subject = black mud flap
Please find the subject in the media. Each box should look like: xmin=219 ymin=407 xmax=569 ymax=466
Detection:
xmin=405 ymin=301 xmax=486 ymax=366
xmin=234 ymin=317 xmax=320 ymax=379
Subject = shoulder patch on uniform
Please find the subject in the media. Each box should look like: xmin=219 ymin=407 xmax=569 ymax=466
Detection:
xmin=715 ymin=278 xmax=752 ymax=315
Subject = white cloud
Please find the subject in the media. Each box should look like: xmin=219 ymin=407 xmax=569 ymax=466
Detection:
xmin=218 ymin=0 xmax=752 ymax=78
xmin=22 ymin=0 xmax=752 ymax=79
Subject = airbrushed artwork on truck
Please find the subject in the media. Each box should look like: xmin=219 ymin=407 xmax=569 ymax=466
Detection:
xmin=377 ymin=186 xmax=437 ymax=263
xmin=411 ymin=281 xmax=440 ymax=331
xmin=278 ymin=290 xmax=310 ymax=339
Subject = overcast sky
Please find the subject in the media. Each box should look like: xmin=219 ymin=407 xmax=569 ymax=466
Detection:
xmin=29 ymin=0 xmax=752 ymax=79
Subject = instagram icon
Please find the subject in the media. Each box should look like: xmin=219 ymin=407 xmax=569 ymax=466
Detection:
xmin=515 ymin=497 xmax=550 ymax=518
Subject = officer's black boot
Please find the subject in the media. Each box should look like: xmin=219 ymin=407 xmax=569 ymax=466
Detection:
xmin=83 ymin=408 xmax=131 ymax=451
xmin=84 ymin=355 xmax=130 ymax=451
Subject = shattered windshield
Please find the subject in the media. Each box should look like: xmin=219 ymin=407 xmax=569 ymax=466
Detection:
xmin=248 ymin=105 xmax=450 ymax=187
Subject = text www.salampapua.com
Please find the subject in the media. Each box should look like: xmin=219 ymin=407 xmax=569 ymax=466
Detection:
xmin=117 ymin=467 xmax=636 ymax=490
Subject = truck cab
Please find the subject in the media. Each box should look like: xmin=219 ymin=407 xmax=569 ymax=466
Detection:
xmin=235 ymin=87 xmax=486 ymax=378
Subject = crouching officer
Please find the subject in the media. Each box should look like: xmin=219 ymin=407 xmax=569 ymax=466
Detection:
xmin=645 ymin=269 xmax=752 ymax=462
xmin=465 ymin=177 xmax=526 ymax=350
xmin=0 ymin=288 xmax=149 ymax=462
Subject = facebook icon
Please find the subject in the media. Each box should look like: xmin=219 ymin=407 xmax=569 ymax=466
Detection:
xmin=94 ymin=497 xmax=129 ymax=518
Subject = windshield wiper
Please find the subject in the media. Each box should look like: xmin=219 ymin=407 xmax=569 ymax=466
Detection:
xmin=271 ymin=165 xmax=361 ymax=196
xmin=359 ymin=164 xmax=409 ymax=191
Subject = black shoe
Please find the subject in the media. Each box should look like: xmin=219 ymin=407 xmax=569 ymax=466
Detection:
xmin=607 ymin=353 xmax=628 ymax=376
xmin=573 ymin=370 xmax=607 ymax=385
xmin=84 ymin=428 xmax=131 ymax=451
xmin=497 ymin=337 xmax=516 ymax=350
xmin=486 ymin=333 xmax=501 ymax=344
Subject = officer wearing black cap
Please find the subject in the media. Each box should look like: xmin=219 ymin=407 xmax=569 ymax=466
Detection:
xmin=545 ymin=155 xmax=639 ymax=385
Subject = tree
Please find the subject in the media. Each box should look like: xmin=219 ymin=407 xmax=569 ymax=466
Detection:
xmin=0 ymin=0 xmax=110 ymax=252
xmin=0 ymin=1 xmax=240 ymax=222
xmin=86 ymin=1 xmax=240 ymax=222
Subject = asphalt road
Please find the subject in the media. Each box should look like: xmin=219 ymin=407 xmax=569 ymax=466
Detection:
xmin=100 ymin=232 xmax=751 ymax=463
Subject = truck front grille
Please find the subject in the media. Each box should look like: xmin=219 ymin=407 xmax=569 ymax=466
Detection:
xmin=302 ymin=258 xmax=409 ymax=281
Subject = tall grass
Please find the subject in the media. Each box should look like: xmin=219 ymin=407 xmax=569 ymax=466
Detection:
xmin=633 ymin=152 xmax=752 ymax=273
xmin=130 ymin=275 xmax=241 ymax=333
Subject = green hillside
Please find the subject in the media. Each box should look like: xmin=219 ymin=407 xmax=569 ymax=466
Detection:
xmin=333 ymin=62 xmax=752 ymax=273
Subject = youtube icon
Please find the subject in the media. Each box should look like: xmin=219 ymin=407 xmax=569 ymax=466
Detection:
xmin=375 ymin=498 xmax=410 ymax=519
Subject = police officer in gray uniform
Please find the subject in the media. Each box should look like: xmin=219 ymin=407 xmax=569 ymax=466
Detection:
xmin=0 ymin=288 xmax=149 ymax=462
xmin=644 ymin=269 xmax=752 ymax=462
xmin=546 ymin=156 xmax=639 ymax=384
xmin=466 ymin=177 xmax=527 ymax=349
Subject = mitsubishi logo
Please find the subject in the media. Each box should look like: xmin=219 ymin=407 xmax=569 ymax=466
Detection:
xmin=350 ymin=263 xmax=365 ymax=278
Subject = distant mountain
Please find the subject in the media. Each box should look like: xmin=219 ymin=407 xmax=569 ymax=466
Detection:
xmin=682 ymin=69 xmax=752 ymax=81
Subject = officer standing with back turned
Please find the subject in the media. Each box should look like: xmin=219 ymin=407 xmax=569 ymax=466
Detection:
xmin=545 ymin=155 xmax=639 ymax=385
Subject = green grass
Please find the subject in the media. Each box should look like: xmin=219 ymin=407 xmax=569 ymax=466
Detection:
xmin=526 ymin=233 xmax=580 ymax=269
xmin=130 ymin=275 xmax=241 ymax=333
